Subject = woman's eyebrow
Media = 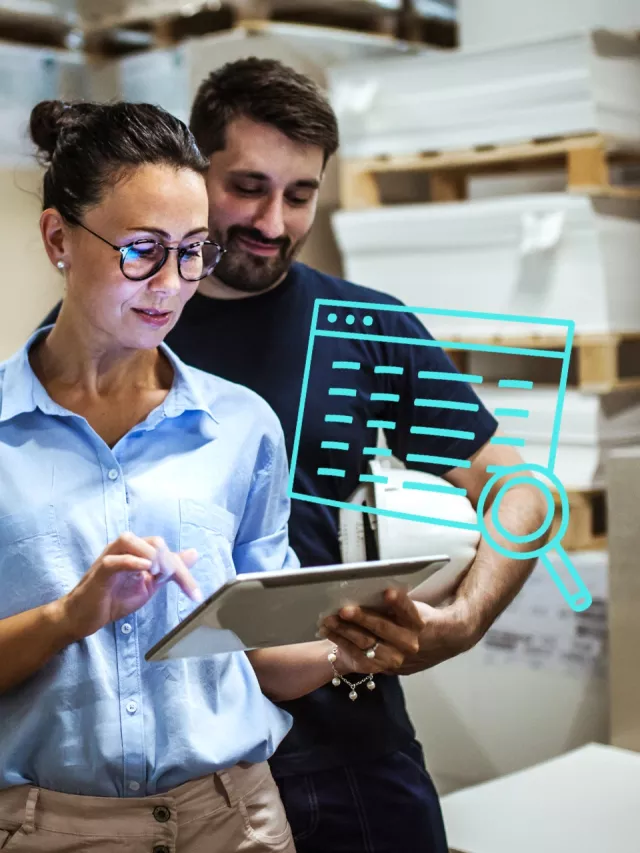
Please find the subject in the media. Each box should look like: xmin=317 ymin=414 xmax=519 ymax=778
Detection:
xmin=125 ymin=226 xmax=209 ymax=239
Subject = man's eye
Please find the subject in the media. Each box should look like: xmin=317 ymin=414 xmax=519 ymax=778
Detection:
xmin=234 ymin=184 xmax=262 ymax=195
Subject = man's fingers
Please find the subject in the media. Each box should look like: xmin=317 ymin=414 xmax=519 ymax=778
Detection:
xmin=324 ymin=631 xmax=402 ymax=673
xmin=334 ymin=605 xmax=421 ymax=656
xmin=383 ymin=589 xmax=427 ymax=630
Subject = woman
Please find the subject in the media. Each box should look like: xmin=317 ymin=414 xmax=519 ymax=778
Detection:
xmin=0 ymin=100 xmax=424 ymax=852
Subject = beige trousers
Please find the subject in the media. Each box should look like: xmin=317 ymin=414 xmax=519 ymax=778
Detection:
xmin=0 ymin=762 xmax=295 ymax=853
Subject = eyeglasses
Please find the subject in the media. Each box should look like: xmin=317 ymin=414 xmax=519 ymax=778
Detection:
xmin=74 ymin=221 xmax=225 ymax=282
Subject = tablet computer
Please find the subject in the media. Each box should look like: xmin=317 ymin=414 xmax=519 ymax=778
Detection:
xmin=145 ymin=554 xmax=455 ymax=662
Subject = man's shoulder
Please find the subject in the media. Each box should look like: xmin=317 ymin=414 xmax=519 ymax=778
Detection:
xmin=295 ymin=263 xmax=430 ymax=339
xmin=294 ymin=263 xmax=405 ymax=308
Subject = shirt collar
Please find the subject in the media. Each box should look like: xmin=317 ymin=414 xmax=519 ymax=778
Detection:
xmin=0 ymin=326 xmax=219 ymax=428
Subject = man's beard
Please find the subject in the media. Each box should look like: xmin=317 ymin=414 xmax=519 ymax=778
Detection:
xmin=211 ymin=225 xmax=309 ymax=294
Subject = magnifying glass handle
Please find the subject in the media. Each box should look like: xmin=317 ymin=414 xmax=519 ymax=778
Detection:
xmin=540 ymin=543 xmax=592 ymax=612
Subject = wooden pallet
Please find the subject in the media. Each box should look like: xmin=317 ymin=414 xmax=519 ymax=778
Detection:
xmin=444 ymin=331 xmax=640 ymax=394
xmin=339 ymin=134 xmax=640 ymax=210
xmin=0 ymin=5 xmax=78 ymax=49
xmin=81 ymin=0 xmax=456 ymax=56
xmin=552 ymin=488 xmax=606 ymax=553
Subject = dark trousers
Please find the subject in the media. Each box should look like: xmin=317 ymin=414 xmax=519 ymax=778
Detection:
xmin=274 ymin=740 xmax=449 ymax=853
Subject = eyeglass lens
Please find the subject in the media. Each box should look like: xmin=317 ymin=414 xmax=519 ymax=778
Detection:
xmin=122 ymin=241 xmax=222 ymax=282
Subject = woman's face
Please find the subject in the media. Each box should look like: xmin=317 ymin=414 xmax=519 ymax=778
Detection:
xmin=55 ymin=164 xmax=209 ymax=351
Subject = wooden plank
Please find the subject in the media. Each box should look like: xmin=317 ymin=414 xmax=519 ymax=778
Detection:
xmin=577 ymin=339 xmax=619 ymax=391
xmin=567 ymin=145 xmax=610 ymax=191
xmin=340 ymin=161 xmax=382 ymax=209
xmin=430 ymin=171 xmax=467 ymax=203
xmin=439 ymin=332 xmax=640 ymax=393
xmin=340 ymin=134 xmax=640 ymax=209
xmin=552 ymin=490 xmax=606 ymax=553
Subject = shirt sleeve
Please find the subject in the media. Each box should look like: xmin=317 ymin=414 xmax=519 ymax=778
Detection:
xmin=232 ymin=426 xmax=300 ymax=574
xmin=381 ymin=309 xmax=498 ymax=475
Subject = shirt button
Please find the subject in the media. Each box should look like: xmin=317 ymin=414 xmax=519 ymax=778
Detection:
xmin=153 ymin=806 xmax=171 ymax=823
xmin=126 ymin=701 xmax=137 ymax=715
xmin=108 ymin=469 xmax=119 ymax=481
xmin=128 ymin=781 xmax=140 ymax=792
xmin=121 ymin=623 xmax=132 ymax=635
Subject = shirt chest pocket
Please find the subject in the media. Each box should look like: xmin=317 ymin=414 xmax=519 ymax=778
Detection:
xmin=0 ymin=505 xmax=66 ymax=618
xmin=177 ymin=499 xmax=238 ymax=619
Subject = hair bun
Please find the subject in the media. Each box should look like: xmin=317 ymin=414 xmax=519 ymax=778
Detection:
xmin=29 ymin=100 xmax=73 ymax=161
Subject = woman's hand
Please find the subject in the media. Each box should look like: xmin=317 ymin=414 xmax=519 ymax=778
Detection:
xmin=58 ymin=533 xmax=200 ymax=642
xmin=319 ymin=589 xmax=426 ymax=675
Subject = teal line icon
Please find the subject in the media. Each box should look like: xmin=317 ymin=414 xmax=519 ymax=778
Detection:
xmin=289 ymin=299 xmax=592 ymax=613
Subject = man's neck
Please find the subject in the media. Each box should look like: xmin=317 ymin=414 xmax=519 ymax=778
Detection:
xmin=197 ymin=271 xmax=288 ymax=301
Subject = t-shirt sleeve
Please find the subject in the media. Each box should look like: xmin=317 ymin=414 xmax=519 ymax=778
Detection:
xmin=381 ymin=310 xmax=498 ymax=475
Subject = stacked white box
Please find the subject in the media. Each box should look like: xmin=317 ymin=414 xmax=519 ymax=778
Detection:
xmin=479 ymin=387 xmax=640 ymax=489
xmin=402 ymin=552 xmax=608 ymax=793
xmin=332 ymin=194 xmax=640 ymax=336
xmin=0 ymin=43 xmax=86 ymax=167
xmin=328 ymin=30 xmax=640 ymax=159
xmin=459 ymin=0 xmax=640 ymax=50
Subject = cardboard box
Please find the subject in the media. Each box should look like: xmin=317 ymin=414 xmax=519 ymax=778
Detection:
xmin=606 ymin=448 xmax=640 ymax=754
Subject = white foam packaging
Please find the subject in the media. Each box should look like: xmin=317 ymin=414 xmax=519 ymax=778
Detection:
xmin=328 ymin=29 xmax=640 ymax=159
xmin=332 ymin=193 xmax=640 ymax=336
xmin=459 ymin=0 xmax=640 ymax=50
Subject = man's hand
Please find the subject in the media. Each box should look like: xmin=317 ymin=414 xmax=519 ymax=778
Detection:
xmin=318 ymin=588 xmax=426 ymax=674
xmin=395 ymin=598 xmax=481 ymax=675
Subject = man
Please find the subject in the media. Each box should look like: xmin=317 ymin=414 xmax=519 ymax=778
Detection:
xmin=43 ymin=58 xmax=547 ymax=852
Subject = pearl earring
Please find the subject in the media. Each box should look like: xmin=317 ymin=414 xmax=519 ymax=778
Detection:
xmin=57 ymin=261 xmax=65 ymax=270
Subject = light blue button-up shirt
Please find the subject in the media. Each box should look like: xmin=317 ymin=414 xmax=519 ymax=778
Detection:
xmin=0 ymin=328 xmax=297 ymax=797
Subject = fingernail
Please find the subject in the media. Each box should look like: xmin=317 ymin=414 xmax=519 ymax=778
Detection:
xmin=317 ymin=627 xmax=328 ymax=638
xmin=192 ymin=588 xmax=204 ymax=603
xmin=341 ymin=606 xmax=356 ymax=619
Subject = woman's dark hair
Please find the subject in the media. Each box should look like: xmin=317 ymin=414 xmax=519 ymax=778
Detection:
xmin=189 ymin=57 xmax=339 ymax=166
xmin=30 ymin=100 xmax=209 ymax=222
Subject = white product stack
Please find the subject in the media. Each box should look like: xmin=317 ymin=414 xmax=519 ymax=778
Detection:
xmin=327 ymin=10 xmax=640 ymax=792
xmin=0 ymin=41 xmax=86 ymax=167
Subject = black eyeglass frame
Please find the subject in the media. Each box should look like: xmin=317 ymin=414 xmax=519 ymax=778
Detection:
xmin=73 ymin=220 xmax=225 ymax=282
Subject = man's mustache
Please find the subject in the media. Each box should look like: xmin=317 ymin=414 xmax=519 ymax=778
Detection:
xmin=227 ymin=226 xmax=290 ymax=251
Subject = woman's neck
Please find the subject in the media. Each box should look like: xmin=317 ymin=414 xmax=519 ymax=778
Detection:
xmin=32 ymin=310 xmax=171 ymax=402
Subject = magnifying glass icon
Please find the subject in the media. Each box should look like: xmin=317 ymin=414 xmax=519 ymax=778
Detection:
xmin=476 ymin=463 xmax=592 ymax=613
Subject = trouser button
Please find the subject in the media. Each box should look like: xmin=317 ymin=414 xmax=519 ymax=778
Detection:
xmin=153 ymin=805 xmax=171 ymax=823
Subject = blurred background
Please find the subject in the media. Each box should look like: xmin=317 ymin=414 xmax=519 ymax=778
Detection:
xmin=2 ymin=1 xmax=640 ymax=848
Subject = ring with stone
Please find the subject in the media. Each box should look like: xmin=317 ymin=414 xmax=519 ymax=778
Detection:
xmin=365 ymin=642 xmax=379 ymax=660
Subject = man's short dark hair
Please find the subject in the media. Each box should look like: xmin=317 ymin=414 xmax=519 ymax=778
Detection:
xmin=189 ymin=57 xmax=339 ymax=166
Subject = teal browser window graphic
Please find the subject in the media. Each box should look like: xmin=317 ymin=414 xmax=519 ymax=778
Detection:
xmin=289 ymin=299 xmax=592 ymax=613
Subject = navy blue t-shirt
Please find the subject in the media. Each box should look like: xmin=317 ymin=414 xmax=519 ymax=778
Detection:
xmin=41 ymin=262 xmax=497 ymax=776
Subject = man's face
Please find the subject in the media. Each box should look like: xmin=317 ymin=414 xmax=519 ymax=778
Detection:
xmin=204 ymin=116 xmax=325 ymax=294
